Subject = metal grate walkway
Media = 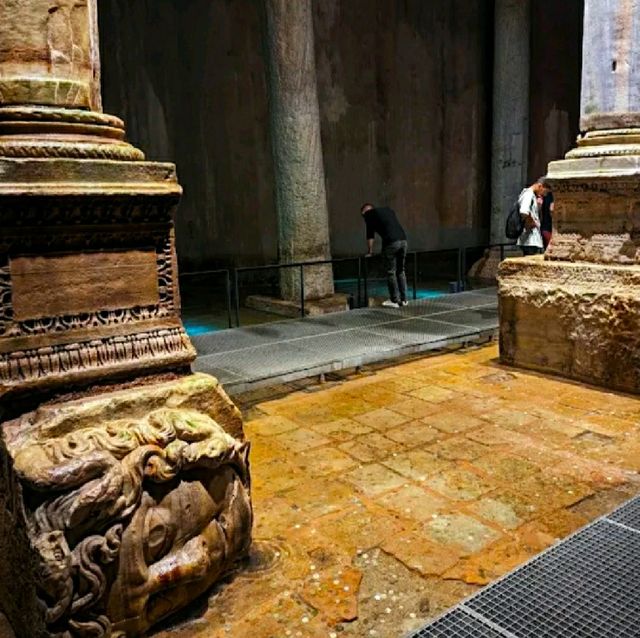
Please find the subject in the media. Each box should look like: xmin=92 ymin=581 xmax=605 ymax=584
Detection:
xmin=409 ymin=495 xmax=640 ymax=638
xmin=192 ymin=288 xmax=497 ymax=393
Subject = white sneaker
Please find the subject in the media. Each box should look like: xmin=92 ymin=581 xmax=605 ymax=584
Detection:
xmin=400 ymin=300 xmax=409 ymax=307
xmin=382 ymin=300 xmax=400 ymax=308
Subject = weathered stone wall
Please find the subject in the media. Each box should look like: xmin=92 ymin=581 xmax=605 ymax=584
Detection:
xmin=528 ymin=0 xmax=584 ymax=181
xmin=99 ymin=0 xmax=493 ymax=269
xmin=99 ymin=0 xmax=276 ymax=270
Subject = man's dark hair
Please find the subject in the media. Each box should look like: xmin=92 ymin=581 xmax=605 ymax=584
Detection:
xmin=360 ymin=203 xmax=374 ymax=213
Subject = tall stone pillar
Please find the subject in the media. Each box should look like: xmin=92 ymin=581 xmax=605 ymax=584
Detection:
xmin=0 ymin=2 xmax=252 ymax=637
xmin=264 ymin=0 xmax=334 ymax=301
xmin=499 ymin=0 xmax=640 ymax=393
xmin=491 ymin=0 xmax=531 ymax=244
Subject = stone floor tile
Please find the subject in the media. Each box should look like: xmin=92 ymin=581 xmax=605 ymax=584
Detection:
xmin=253 ymin=496 xmax=311 ymax=539
xmin=338 ymin=432 xmax=403 ymax=462
xmin=465 ymin=424 xmax=514 ymax=447
xmin=314 ymin=503 xmax=407 ymax=556
xmin=385 ymin=421 xmax=442 ymax=446
xmin=282 ymin=478 xmax=359 ymax=520
xmin=429 ymin=436 xmax=488 ymax=461
xmin=387 ymin=397 xmax=444 ymax=419
xmin=582 ymin=413 xmax=639 ymax=437
xmin=381 ymin=528 xmax=461 ymax=576
xmin=374 ymin=484 xmax=447 ymax=522
xmin=327 ymin=399 xmax=378 ymax=420
xmin=442 ymin=536 xmax=535 ymax=585
xmin=248 ymin=434 xmax=291 ymax=465
xmin=245 ymin=414 xmax=301 ymax=436
xmin=251 ymin=459 xmax=307 ymax=499
xmin=353 ymin=407 xmax=411 ymax=431
xmin=381 ymin=376 xmax=427 ymax=393
xmin=498 ymin=474 xmax=594 ymax=519
xmin=274 ymin=427 xmax=332 ymax=452
xmin=479 ymin=407 xmax=541 ymax=429
xmin=408 ymin=386 xmax=457 ymax=404
xmin=428 ymin=467 xmax=494 ymax=501
xmin=343 ymin=548 xmax=470 ymax=638
xmin=354 ymin=388 xmax=406 ymax=408
xmin=309 ymin=417 xmax=375 ymax=442
xmin=292 ymin=446 xmax=359 ymax=476
xmin=424 ymin=513 xmax=502 ymax=554
xmin=422 ymin=411 xmax=485 ymax=434
xmin=222 ymin=593 xmax=327 ymax=638
xmin=344 ymin=463 xmax=408 ymax=496
xmin=300 ymin=565 xmax=362 ymax=625
xmin=465 ymin=497 xmax=522 ymax=530
xmin=382 ymin=449 xmax=449 ymax=481
xmin=472 ymin=455 xmax=542 ymax=483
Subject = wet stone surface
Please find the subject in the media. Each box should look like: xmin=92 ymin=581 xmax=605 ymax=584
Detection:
xmin=153 ymin=343 xmax=640 ymax=637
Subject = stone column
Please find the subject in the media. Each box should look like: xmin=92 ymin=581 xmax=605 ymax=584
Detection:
xmin=0 ymin=0 xmax=101 ymax=110
xmin=0 ymin=2 xmax=252 ymax=636
xmin=498 ymin=0 xmax=640 ymax=393
xmin=264 ymin=0 xmax=334 ymax=301
xmin=491 ymin=0 xmax=531 ymax=244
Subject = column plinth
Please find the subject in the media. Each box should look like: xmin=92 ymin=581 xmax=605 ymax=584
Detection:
xmin=499 ymin=0 xmax=640 ymax=393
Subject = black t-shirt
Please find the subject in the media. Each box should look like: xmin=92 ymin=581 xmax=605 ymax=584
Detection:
xmin=364 ymin=207 xmax=407 ymax=246
xmin=541 ymin=193 xmax=554 ymax=232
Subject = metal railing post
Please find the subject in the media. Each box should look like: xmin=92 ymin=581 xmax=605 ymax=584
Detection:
xmin=461 ymin=247 xmax=467 ymax=292
xmin=363 ymin=256 xmax=369 ymax=307
xmin=299 ymin=264 xmax=305 ymax=318
xmin=456 ymin=248 xmax=462 ymax=292
xmin=233 ymin=268 xmax=241 ymax=328
xmin=412 ymin=252 xmax=418 ymax=300
xmin=224 ymin=270 xmax=232 ymax=329
xmin=357 ymin=257 xmax=362 ymax=308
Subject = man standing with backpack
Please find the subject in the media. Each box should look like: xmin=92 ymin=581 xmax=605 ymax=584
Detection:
xmin=514 ymin=177 xmax=549 ymax=256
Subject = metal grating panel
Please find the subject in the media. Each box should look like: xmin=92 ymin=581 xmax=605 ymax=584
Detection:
xmin=194 ymin=342 xmax=336 ymax=382
xmin=432 ymin=292 xmax=498 ymax=308
xmin=425 ymin=307 xmax=499 ymax=331
xmin=308 ymin=308 xmax=403 ymax=329
xmin=470 ymin=287 xmax=499 ymax=297
xmin=607 ymin=495 xmax=640 ymax=532
xmin=395 ymin=299 xmax=478 ymax=318
xmin=465 ymin=520 xmax=640 ymax=637
xmin=409 ymin=609 xmax=505 ymax=638
xmin=297 ymin=328 xmax=405 ymax=358
xmin=367 ymin=318 xmax=479 ymax=345
xmin=191 ymin=320 xmax=333 ymax=356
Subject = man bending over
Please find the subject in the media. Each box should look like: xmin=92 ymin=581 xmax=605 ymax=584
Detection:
xmin=361 ymin=203 xmax=408 ymax=308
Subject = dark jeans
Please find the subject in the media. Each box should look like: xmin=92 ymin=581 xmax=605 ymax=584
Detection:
xmin=521 ymin=246 xmax=543 ymax=256
xmin=383 ymin=240 xmax=408 ymax=303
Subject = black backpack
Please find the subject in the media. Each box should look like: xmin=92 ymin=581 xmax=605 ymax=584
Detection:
xmin=505 ymin=195 xmax=524 ymax=240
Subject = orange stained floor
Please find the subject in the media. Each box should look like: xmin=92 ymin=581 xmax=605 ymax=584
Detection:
xmin=156 ymin=342 xmax=640 ymax=638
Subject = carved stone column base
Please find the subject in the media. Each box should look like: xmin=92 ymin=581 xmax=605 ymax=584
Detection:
xmin=0 ymin=373 xmax=252 ymax=638
xmin=547 ymin=142 xmax=640 ymax=265
xmin=499 ymin=256 xmax=640 ymax=392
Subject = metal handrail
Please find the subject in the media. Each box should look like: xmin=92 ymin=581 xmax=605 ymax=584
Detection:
xmin=179 ymin=242 xmax=516 ymax=330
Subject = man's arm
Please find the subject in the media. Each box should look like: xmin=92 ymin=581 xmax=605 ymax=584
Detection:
xmin=365 ymin=215 xmax=376 ymax=255
xmin=519 ymin=191 xmax=539 ymax=229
